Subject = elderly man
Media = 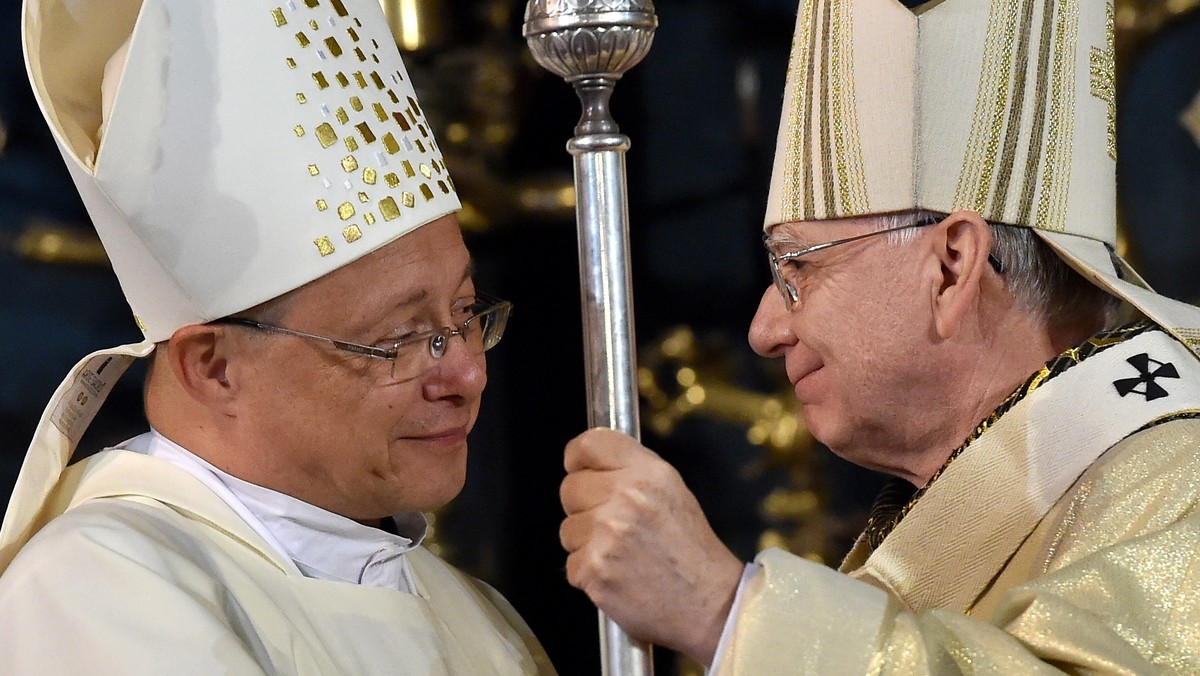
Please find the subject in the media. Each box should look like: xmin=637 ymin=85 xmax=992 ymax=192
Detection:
xmin=0 ymin=1 xmax=553 ymax=673
xmin=560 ymin=0 xmax=1200 ymax=672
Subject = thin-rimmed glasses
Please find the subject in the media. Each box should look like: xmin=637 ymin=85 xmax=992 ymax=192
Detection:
xmin=212 ymin=292 xmax=512 ymax=382
xmin=765 ymin=218 xmax=1003 ymax=308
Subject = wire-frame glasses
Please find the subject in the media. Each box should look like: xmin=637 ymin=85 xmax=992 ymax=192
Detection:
xmin=212 ymin=292 xmax=512 ymax=382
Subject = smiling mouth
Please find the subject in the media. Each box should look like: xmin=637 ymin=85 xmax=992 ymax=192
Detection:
xmin=789 ymin=362 xmax=821 ymax=384
xmin=405 ymin=425 xmax=470 ymax=444
xmin=790 ymin=366 xmax=823 ymax=401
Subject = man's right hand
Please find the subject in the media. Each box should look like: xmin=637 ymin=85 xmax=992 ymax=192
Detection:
xmin=559 ymin=427 xmax=745 ymax=666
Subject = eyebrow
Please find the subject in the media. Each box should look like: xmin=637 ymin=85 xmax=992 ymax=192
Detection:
xmin=763 ymin=231 xmax=805 ymax=253
xmin=382 ymin=256 xmax=476 ymax=316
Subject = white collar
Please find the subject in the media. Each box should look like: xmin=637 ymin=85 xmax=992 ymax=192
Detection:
xmin=124 ymin=430 xmax=427 ymax=591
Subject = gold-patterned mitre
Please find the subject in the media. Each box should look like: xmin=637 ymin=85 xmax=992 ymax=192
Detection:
xmin=765 ymin=0 xmax=1200 ymax=353
xmin=23 ymin=0 xmax=460 ymax=342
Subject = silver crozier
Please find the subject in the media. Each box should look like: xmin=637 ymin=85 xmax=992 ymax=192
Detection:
xmin=522 ymin=2 xmax=658 ymax=675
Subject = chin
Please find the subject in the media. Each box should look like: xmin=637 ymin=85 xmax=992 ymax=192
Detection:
xmin=405 ymin=472 xmax=468 ymax=515
xmin=801 ymin=406 xmax=842 ymax=448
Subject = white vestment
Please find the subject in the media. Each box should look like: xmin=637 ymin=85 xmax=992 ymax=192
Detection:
xmin=0 ymin=449 xmax=556 ymax=675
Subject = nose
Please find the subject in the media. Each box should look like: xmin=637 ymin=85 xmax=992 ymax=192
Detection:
xmin=748 ymin=286 xmax=795 ymax=358
xmin=422 ymin=331 xmax=488 ymax=400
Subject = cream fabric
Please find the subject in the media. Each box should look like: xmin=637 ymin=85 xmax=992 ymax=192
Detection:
xmin=0 ymin=342 xmax=151 ymax=571
xmin=849 ymin=328 xmax=1200 ymax=612
xmin=136 ymin=430 xmax=423 ymax=589
xmin=763 ymin=0 xmax=1200 ymax=357
xmin=0 ymin=450 xmax=556 ymax=675
xmin=717 ymin=328 xmax=1200 ymax=673
xmin=765 ymin=0 xmax=1113 ymax=235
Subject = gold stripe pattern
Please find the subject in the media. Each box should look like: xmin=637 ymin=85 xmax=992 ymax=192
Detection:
xmin=991 ymin=0 xmax=1039 ymax=216
xmin=799 ymin=0 xmax=821 ymax=220
xmin=954 ymin=0 xmax=1020 ymax=214
xmin=782 ymin=0 xmax=817 ymax=223
xmin=817 ymin=2 xmax=836 ymax=216
xmin=1089 ymin=3 xmax=1116 ymax=161
xmin=783 ymin=0 xmax=868 ymax=221
xmin=1035 ymin=0 xmax=1079 ymax=233
xmin=1017 ymin=0 xmax=1059 ymax=225
xmin=830 ymin=0 xmax=869 ymax=216
xmin=976 ymin=0 xmax=1022 ymax=214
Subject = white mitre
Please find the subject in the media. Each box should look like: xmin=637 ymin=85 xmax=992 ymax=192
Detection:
xmin=1 ymin=0 xmax=460 ymax=564
xmin=764 ymin=0 xmax=1200 ymax=354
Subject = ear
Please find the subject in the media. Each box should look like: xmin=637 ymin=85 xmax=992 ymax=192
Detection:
xmin=927 ymin=210 xmax=993 ymax=339
xmin=165 ymin=324 xmax=237 ymax=414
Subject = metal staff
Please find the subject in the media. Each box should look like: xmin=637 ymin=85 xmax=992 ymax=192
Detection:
xmin=522 ymin=2 xmax=657 ymax=675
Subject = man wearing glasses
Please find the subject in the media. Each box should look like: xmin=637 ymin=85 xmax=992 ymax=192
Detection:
xmin=0 ymin=1 xmax=553 ymax=673
xmin=558 ymin=0 xmax=1200 ymax=672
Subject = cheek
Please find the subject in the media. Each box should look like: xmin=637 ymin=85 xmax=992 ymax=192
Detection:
xmin=272 ymin=365 xmax=383 ymax=439
xmin=793 ymin=279 xmax=866 ymax=353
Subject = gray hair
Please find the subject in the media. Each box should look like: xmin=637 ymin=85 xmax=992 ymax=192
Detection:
xmin=145 ymin=289 xmax=297 ymax=379
xmin=869 ymin=210 xmax=1119 ymax=330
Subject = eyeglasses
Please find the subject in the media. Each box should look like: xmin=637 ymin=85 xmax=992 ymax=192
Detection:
xmin=212 ymin=292 xmax=512 ymax=382
xmin=765 ymin=219 xmax=939 ymax=307
xmin=765 ymin=218 xmax=1005 ymax=308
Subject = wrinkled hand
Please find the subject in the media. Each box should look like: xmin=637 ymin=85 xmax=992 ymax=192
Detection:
xmin=559 ymin=427 xmax=745 ymax=666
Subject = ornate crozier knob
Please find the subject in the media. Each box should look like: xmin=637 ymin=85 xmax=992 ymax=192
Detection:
xmin=523 ymin=0 xmax=658 ymax=135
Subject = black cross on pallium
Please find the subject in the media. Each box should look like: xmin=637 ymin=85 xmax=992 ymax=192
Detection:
xmin=1113 ymin=353 xmax=1180 ymax=401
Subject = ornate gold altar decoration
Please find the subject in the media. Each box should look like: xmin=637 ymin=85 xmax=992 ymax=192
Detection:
xmin=1112 ymin=0 xmax=1200 ymax=151
xmin=377 ymin=0 xmax=575 ymax=235
xmin=1113 ymin=0 xmax=1200 ymax=153
xmin=11 ymin=220 xmax=110 ymax=266
xmin=1109 ymin=0 xmax=1200 ymax=274
xmin=638 ymin=326 xmax=869 ymax=567
xmin=1182 ymin=91 xmax=1200 ymax=149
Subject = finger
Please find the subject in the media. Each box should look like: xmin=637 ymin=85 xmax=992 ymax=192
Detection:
xmin=564 ymin=427 xmax=655 ymax=473
xmin=560 ymin=469 xmax=616 ymax=514
xmin=558 ymin=512 xmax=593 ymax=553
xmin=563 ymin=539 xmax=613 ymax=599
xmin=563 ymin=548 xmax=588 ymax=592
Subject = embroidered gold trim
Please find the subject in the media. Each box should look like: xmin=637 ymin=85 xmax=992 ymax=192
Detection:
xmin=954 ymin=0 xmax=1019 ymax=213
xmin=863 ymin=321 xmax=1156 ymax=550
xmin=1017 ymin=0 xmax=1059 ymax=225
xmin=1089 ymin=3 xmax=1116 ymax=161
xmin=1035 ymin=0 xmax=1079 ymax=233
xmin=798 ymin=0 xmax=820 ymax=220
xmin=991 ymin=0 xmax=1040 ymax=216
xmin=817 ymin=0 xmax=836 ymax=217
xmin=830 ymin=0 xmax=868 ymax=215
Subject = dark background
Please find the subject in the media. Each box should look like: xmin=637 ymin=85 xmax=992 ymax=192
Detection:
xmin=3 ymin=1 xmax=1199 ymax=674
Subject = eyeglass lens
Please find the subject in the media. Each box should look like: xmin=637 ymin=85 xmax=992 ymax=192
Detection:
xmin=390 ymin=302 xmax=510 ymax=381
